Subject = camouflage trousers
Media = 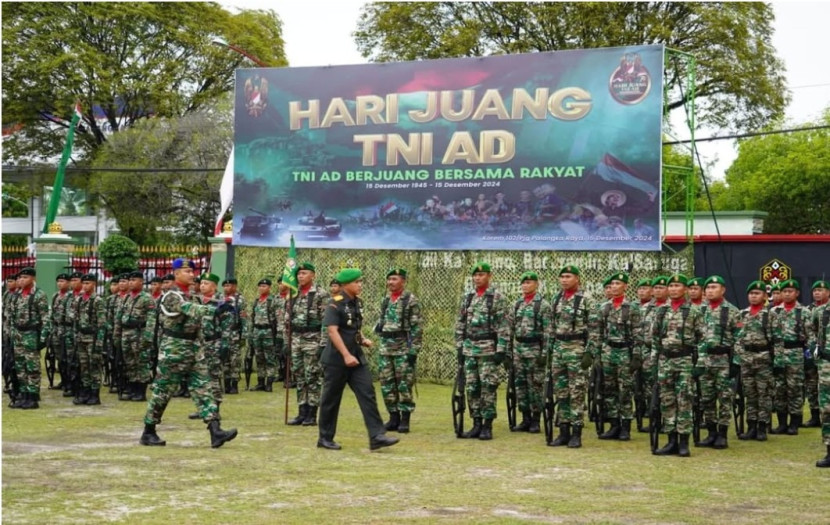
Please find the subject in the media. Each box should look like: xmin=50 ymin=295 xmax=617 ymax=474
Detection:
xmin=203 ymin=339 xmax=223 ymax=402
xmin=818 ymin=357 xmax=830 ymax=446
xmin=741 ymin=351 xmax=773 ymax=423
xmin=291 ymin=334 xmax=323 ymax=407
xmin=642 ymin=346 xmax=657 ymax=414
xmin=378 ymin=353 xmax=416 ymax=413
xmin=222 ymin=337 xmax=242 ymax=379
xmin=250 ymin=329 xmax=278 ymax=380
xmin=12 ymin=330 xmax=41 ymax=394
xmin=552 ymin=341 xmax=588 ymax=426
xmin=700 ymin=365 xmax=733 ymax=427
xmin=805 ymin=362 xmax=819 ymax=410
xmin=77 ymin=339 xmax=103 ymax=389
xmin=773 ymin=348 xmax=805 ymax=415
xmin=658 ymin=356 xmax=694 ymax=435
xmin=513 ymin=349 xmax=545 ymax=414
xmin=143 ymin=336 xmax=219 ymax=425
xmin=464 ymin=354 xmax=501 ymax=420
xmin=599 ymin=346 xmax=634 ymax=420
xmin=122 ymin=329 xmax=152 ymax=384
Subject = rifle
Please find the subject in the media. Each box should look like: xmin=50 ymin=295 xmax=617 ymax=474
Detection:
xmin=114 ymin=338 xmax=127 ymax=398
xmin=506 ymin=339 xmax=517 ymax=430
xmin=732 ymin=369 xmax=745 ymax=436
xmin=542 ymin=348 xmax=555 ymax=444
xmin=44 ymin=333 xmax=57 ymax=388
xmin=649 ymin=374 xmax=662 ymax=453
xmin=244 ymin=342 xmax=254 ymax=391
xmin=2 ymin=332 xmax=20 ymax=405
xmin=691 ymin=352 xmax=703 ymax=445
xmin=103 ymin=331 xmax=114 ymax=388
xmin=452 ymin=349 xmax=466 ymax=438
xmin=633 ymin=366 xmax=646 ymax=433
xmin=591 ymin=363 xmax=606 ymax=436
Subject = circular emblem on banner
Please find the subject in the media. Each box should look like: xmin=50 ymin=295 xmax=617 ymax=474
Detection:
xmin=609 ymin=53 xmax=651 ymax=105
xmin=244 ymin=75 xmax=269 ymax=117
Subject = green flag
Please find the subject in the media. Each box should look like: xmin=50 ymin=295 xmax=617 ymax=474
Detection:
xmin=282 ymin=234 xmax=299 ymax=298
xmin=43 ymin=103 xmax=82 ymax=233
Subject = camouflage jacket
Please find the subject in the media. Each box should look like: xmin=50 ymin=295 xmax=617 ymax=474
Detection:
xmin=454 ymin=286 xmax=509 ymax=357
xmin=158 ymin=287 xmax=215 ymax=337
xmin=2 ymin=289 xmax=14 ymax=334
xmin=9 ymin=285 xmax=50 ymax=343
xmin=196 ymin=293 xmax=222 ymax=343
xmin=651 ymin=301 xmax=705 ymax=359
xmin=377 ymin=290 xmax=423 ymax=356
xmin=593 ymin=298 xmax=644 ymax=359
xmin=249 ymin=294 xmax=281 ymax=339
xmin=286 ymin=285 xmax=329 ymax=339
xmin=71 ymin=293 xmax=106 ymax=347
xmin=115 ymin=291 xmax=153 ymax=342
xmin=109 ymin=293 xmax=129 ymax=334
xmin=218 ymin=293 xmax=247 ymax=343
xmin=637 ymin=300 xmax=660 ymax=350
xmin=771 ymin=302 xmax=810 ymax=351
xmin=48 ymin=291 xmax=74 ymax=339
xmin=509 ymin=294 xmax=552 ymax=357
xmin=735 ymin=307 xmax=774 ymax=364
xmin=550 ymin=290 xmax=595 ymax=353
xmin=808 ymin=304 xmax=830 ymax=356
xmin=142 ymin=294 xmax=163 ymax=349
xmin=700 ymin=300 xmax=741 ymax=365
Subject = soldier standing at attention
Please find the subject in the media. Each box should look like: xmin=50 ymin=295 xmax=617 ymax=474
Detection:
xmin=687 ymin=277 xmax=705 ymax=311
xmin=116 ymin=271 xmax=153 ymax=402
xmin=454 ymin=262 xmax=510 ymax=440
xmin=803 ymin=280 xmax=829 ymax=427
xmin=377 ymin=268 xmax=422 ymax=434
xmin=220 ymin=277 xmax=247 ymax=394
xmin=770 ymin=279 xmax=810 ymax=434
xmin=8 ymin=267 xmax=49 ymax=409
xmin=287 ymin=263 xmax=329 ymax=427
xmin=808 ymin=291 xmax=830 ymax=467
xmin=695 ymin=275 xmax=741 ymax=450
xmin=508 ymin=271 xmax=551 ymax=434
xmin=634 ymin=277 xmax=655 ymax=433
xmin=72 ymin=273 xmax=106 ymax=405
xmin=736 ymin=281 xmax=775 ymax=441
xmin=104 ymin=278 xmax=119 ymax=394
xmin=140 ymin=258 xmax=237 ymax=448
xmin=652 ymin=274 xmax=705 ymax=457
xmin=595 ymin=272 xmax=643 ymax=441
xmin=317 ymin=269 xmax=399 ymax=451
xmin=48 ymin=273 xmax=72 ymax=395
xmin=248 ymin=278 xmax=279 ymax=392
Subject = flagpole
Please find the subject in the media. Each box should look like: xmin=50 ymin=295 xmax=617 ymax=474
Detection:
xmin=42 ymin=103 xmax=81 ymax=233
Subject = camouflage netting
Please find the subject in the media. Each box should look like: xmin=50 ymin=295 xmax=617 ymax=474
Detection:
xmin=235 ymin=246 xmax=694 ymax=383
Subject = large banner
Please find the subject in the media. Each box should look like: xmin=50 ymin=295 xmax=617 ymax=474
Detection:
xmin=233 ymin=45 xmax=664 ymax=250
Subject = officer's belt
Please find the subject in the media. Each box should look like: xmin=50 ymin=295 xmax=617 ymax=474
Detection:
xmin=380 ymin=330 xmax=407 ymax=339
xmin=162 ymin=328 xmax=198 ymax=341
xmin=555 ymin=333 xmax=587 ymax=342
xmin=783 ymin=341 xmax=804 ymax=349
xmin=121 ymin=321 xmax=145 ymax=329
xmin=469 ymin=333 xmax=496 ymax=342
xmin=662 ymin=346 xmax=695 ymax=359
xmin=291 ymin=325 xmax=320 ymax=334
xmin=14 ymin=323 xmax=39 ymax=332
xmin=707 ymin=345 xmax=731 ymax=356
xmin=253 ymin=323 xmax=272 ymax=329
xmin=744 ymin=344 xmax=771 ymax=353
xmin=78 ymin=327 xmax=97 ymax=335
xmin=606 ymin=340 xmax=631 ymax=349
xmin=516 ymin=336 xmax=541 ymax=344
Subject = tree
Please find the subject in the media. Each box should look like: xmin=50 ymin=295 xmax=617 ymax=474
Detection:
xmin=98 ymin=234 xmax=140 ymax=275
xmin=2 ymin=2 xmax=286 ymax=162
xmin=354 ymin=2 xmax=788 ymax=132
xmin=87 ymin=96 xmax=233 ymax=244
xmin=711 ymin=111 xmax=830 ymax=234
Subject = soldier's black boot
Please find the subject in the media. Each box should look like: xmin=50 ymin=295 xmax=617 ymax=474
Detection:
xmin=599 ymin=418 xmax=621 ymax=440
xmin=229 ymin=379 xmax=239 ymax=395
xmin=567 ymin=425 xmax=583 ymax=448
xmin=384 ymin=411 xmax=400 ymax=431
xmin=398 ymin=411 xmax=411 ymax=433
xmin=513 ymin=411 xmax=532 ymax=432
xmin=739 ymin=420 xmax=757 ymax=440
xmin=119 ymin=382 xmax=134 ymax=401
xmin=302 ymin=405 xmax=318 ymax=426
xmin=696 ymin=423 xmax=717 ymax=447
xmin=73 ymin=387 xmax=90 ymax=405
xmin=207 ymin=420 xmax=238 ymax=448
xmin=224 ymin=377 xmax=233 ymax=394
xmin=188 ymin=411 xmax=201 ymax=420
xmin=11 ymin=391 xmax=25 ymax=409
xmin=251 ymin=377 xmax=266 ymax=392
xmin=787 ymin=414 xmax=801 ymax=435
xmin=549 ymin=423 xmax=571 ymax=447
xmin=369 ymin=433 xmax=399 ymax=450
xmin=86 ymin=388 xmax=101 ymax=406
xmin=816 ymin=445 xmax=830 ymax=468
xmin=21 ymin=392 xmax=39 ymax=410
xmin=131 ymin=383 xmax=147 ymax=402
xmin=287 ymin=404 xmax=307 ymax=426
xmin=804 ymin=409 xmax=821 ymax=428
xmin=770 ymin=411 xmax=788 ymax=434
xmin=713 ymin=425 xmax=729 ymax=449
xmin=638 ymin=420 xmax=651 ymax=433
xmin=140 ymin=424 xmax=166 ymax=446
xmin=264 ymin=377 xmax=274 ymax=393
xmin=618 ymin=419 xmax=632 ymax=441
xmin=478 ymin=419 xmax=493 ymax=440
xmin=528 ymin=412 xmax=541 ymax=434
xmin=654 ymin=432 xmax=679 ymax=455
xmin=461 ymin=418 xmax=482 ymax=439
xmin=756 ymin=420 xmax=768 ymax=441
xmin=678 ymin=433 xmax=691 ymax=457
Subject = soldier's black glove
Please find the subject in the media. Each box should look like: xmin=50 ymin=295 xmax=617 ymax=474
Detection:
xmin=580 ymin=352 xmax=593 ymax=370
xmin=407 ymin=353 xmax=418 ymax=366
xmin=628 ymin=356 xmax=643 ymax=374
xmin=492 ymin=352 xmax=507 ymax=366
xmin=729 ymin=362 xmax=740 ymax=379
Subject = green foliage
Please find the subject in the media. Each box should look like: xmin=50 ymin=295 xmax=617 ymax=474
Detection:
xmin=97 ymin=234 xmax=140 ymax=275
xmin=355 ymin=2 xmax=788 ymax=131
xmin=1 ymin=182 xmax=32 ymax=218
xmin=1 ymin=2 xmax=286 ymax=163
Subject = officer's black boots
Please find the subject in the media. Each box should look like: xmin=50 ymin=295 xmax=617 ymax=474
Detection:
xmin=804 ymin=408 xmax=821 ymax=428
xmin=618 ymin=419 xmax=631 ymax=441
xmin=696 ymin=423 xmax=717 ymax=447
xmin=713 ymin=425 xmax=729 ymax=449
xmin=513 ymin=411 xmax=532 ymax=432
xmin=654 ymin=432 xmax=679 ymax=455
xmin=461 ymin=418 xmax=482 ymax=439
xmin=398 ymin=411 xmax=411 ymax=433
xmin=739 ymin=420 xmax=757 ymax=440
xmin=208 ymin=420 xmax=238 ymax=448
xmin=140 ymin=424 xmax=166 ymax=446
xmin=567 ymin=425 xmax=582 ymax=448
xmin=369 ymin=433 xmax=400 ymax=450
xmin=384 ymin=411 xmax=400 ymax=431
xmin=678 ymin=433 xmax=691 ymax=457
xmin=756 ymin=421 xmax=768 ymax=441
xmin=479 ymin=419 xmax=493 ymax=440
xmin=816 ymin=446 xmax=830 ymax=468
xmin=528 ymin=412 xmax=541 ymax=434
xmin=302 ymin=405 xmax=317 ymax=426
xmin=287 ymin=404 xmax=307 ymax=425
xmin=549 ymin=423 xmax=570 ymax=447
xmin=599 ymin=418 xmax=621 ymax=440
xmin=787 ymin=414 xmax=801 ymax=435
xmin=770 ymin=412 xmax=788 ymax=434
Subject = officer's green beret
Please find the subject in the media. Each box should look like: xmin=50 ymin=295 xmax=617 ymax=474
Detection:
xmin=56 ymin=273 xmax=70 ymax=281
xmin=223 ymin=277 xmax=237 ymax=285
xmin=520 ymin=271 xmax=538 ymax=283
xmin=770 ymin=282 xmax=782 ymax=292
xmin=652 ymin=276 xmax=668 ymax=287
xmin=746 ymin=280 xmax=766 ymax=293
xmin=812 ymin=280 xmax=829 ymax=290
xmin=81 ymin=273 xmax=98 ymax=282
xmin=386 ymin=268 xmax=407 ymax=279
xmin=636 ymin=278 xmax=652 ymax=288
xmin=200 ymin=273 xmax=220 ymax=285
xmin=19 ymin=267 xmax=36 ymax=277
xmin=559 ymin=265 xmax=580 ymax=276
xmin=687 ymin=277 xmax=704 ymax=288
xmin=608 ymin=272 xmax=629 ymax=284
xmin=298 ymin=262 xmax=316 ymax=272
xmin=703 ymin=275 xmax=725 ymax=287
xmin=336 ymin=268 xmax=362 ymax=284
xmin=258 ymin=278 xmax=272 ymax=286
xmin=668 ymin=273 xmax=688 ymax=286
xmin=602 ymin=275 xmax=613 ymax=287
xmin=780 ymin=279 xmax=799 ymax=290
xmin=471 ymin=262 xmax=491 ymax=275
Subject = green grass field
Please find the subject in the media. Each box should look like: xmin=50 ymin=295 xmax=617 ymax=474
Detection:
xmin=3 ymin=380 xmax=827 ymax=524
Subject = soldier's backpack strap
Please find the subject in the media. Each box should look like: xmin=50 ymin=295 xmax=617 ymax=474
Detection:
xmin=795 ymin=307 xmax=805 ymax=344
xmin=485 ymin=292 xmax=495 ymax=334
xmin=680 ymin=305 xmax=691 ymax=346
xmin=306 ymin=290 xmax=316 ymax=327
xmin=657 ymin=305 xmax=668 ymax=338
xmin=718 ymin=305 xmax=730 ymax=346
xmin=621 ymin=303 xmax=631 ymax=343
xmin=400 ymin=291 xmax=412 ymax=331
xmin=572 ymin=294 xmax=584 ymax=334
xmin=462 ymin=292 xmax=475 ymax=332
xmin=552 ymin=291 xmax=563 ymax=321
xmin=378 ymin=295 xmax=391 ymax=333
xmin=821 ymin=308 xmax=830 ymax=351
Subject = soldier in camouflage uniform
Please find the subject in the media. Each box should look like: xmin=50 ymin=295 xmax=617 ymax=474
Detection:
xmin=808 ymin=296 xmax=830 ymax=467
xmin=454 ymin=262 xmax=510 ymax=440
xmin=508 ymin=271 xmax=551 ymax=434
xmin=103 ymin=278 xmax=120 ymax=393
xmin=110 ymin=274 xmax=130 ymax=395
xmin=736 ymin=280 xmax=775 ymax=441
xmin=639 ymin=276 xmax=668 ymax=433
xmin=687 ymin=277 xmax=705 ymax=311
xmin=803 ymin=280 xmax=829 ymax=427
xmin=2 ymin=273 xmax=20 ymax=405
xmin=594 ymin=272 xmax=643 ymax=441
xmin=770 ymin=279 xmax=810 ymax=434
xmin=8 ymin=267 xmax=49 ymax=409
xmin=140 ymin=258 xmax=238 ymax=448
xmin=286 ymin=263 xmax=329 ymax=426
xmin=695 ymin=275 xmax=741 ymax=449
xmin=186 ymin=273 xmax=224 ymax=420
xmin=248 ymin=277 xmax=280 ymax=392
xmin=48 ymin=273 xmax=74 ymax=395
xmin=220 ymin=277 xmax=247 ymax=394
xmin=769 ymin=283 xmax=783 ymax=310
xmin=144 ymin=277 xmax=164 ymax=380
xmin=377 ymin=268 xmax=423 ymax=433
xmin=115 ymin=271 xmax=154 ymax=402
xmin=70 ymin=273 xmax=106 ymax=405
xmin=652 ymin=274 xmax=705 ymax=457
xmin=547 ymin=265 xmax=595 ymax=448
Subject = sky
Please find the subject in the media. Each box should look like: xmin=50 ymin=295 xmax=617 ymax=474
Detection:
xmin=220 ymin=0 xmax=830 ymax=180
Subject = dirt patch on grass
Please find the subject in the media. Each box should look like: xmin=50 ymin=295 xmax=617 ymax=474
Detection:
xmin=492 ymin=508 xmax=565 ymax=522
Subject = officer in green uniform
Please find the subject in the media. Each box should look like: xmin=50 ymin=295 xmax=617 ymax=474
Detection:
xmin=317 ymin=269 xmax=399 ymax=451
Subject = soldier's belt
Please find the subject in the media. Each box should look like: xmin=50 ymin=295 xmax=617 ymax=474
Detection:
xmin=78 ymin=327 xmax=97 ymax=335
xmin=783 ymin=341 xmax=804 ymax=349
xmin=606 ymin=340 xmax=632 ymax=349
xmin=662 ymin=346 xmax=694 ymax=359
xmin=253 ymin=323 xmax=272 ymax=329
xmin=162 ymin=328 xmax=198 ymax=341
xmin=554 ymin=333 xmax=587 ymax=342
xmin=380 ymin=330 xmax=407 ymax=339
xmin=121 ymin=321 xmax=146 ymax=329
xmin=744 ymin=344 xmax=771 ymax=353
xmin=14 ymin=323 xmax=39 ymax=331
xmin=707 ymin=345 xmax=731 ymax=356
xmin=469 ymin=333 xmax=496 ymax=342
xmin=291 ymin=326 xmax=320 ymax=334
xmin=516 ymin=336 xmax=542 ymax=344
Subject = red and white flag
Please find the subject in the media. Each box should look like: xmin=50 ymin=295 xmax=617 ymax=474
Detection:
xmin=380 ymin=202 xmax=398 ymax=215
xmin=214 ymin=147 xmax=234 ymax=235
xmin=595 ymin=153 xmax=657 ymax=201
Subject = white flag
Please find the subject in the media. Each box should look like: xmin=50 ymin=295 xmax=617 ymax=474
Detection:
xmin=214 ymin=147 xmax=234 ymax=235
